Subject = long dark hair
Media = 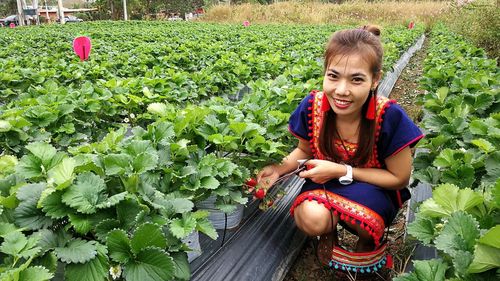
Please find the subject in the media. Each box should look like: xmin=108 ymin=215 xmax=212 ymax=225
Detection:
xmin=319 ymin=25 xmax=383 ymax=166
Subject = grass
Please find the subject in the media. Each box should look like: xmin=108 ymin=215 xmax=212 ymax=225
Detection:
xmin=200 ymin=1 xmax=450 ymax=27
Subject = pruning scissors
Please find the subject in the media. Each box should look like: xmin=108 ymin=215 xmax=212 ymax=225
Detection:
xmin=271 ymin=159 xmax=311 ymax=187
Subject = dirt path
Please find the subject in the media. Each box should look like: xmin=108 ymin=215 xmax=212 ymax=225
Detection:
xmin=282 ymin=36 xmax=429 ymax=281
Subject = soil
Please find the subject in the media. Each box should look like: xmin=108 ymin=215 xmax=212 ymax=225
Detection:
xmin=282 ymin=36 xmax=429 ymax=281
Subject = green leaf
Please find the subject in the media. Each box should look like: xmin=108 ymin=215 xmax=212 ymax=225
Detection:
xmin=452 ymin=250 xmax=474 ymax=278
xmin=26 ymin=142 xmax=56 ymax=167
xmin=14 ymin=184 xmax=53 ymax=230
xmin=0 ymin=222 xmax=19 ymax=236
xmin=484 ymin=152 xmax=500 ymax=185
xmin=54 ymin=238 xmax=97 ymax=264
xmin=435 ymin=87 xmax=449 ymax=103
xmin=36 ymin=229 xmax=72 ymax=253
xmin=67 ymin=212 xmax=93 ymax=234
xmin=64 ymin=243 xmax=109 ymax=281
xmin=47 ymin=157 xmax=75 ymax=190
xmin=196 ymin=218 xmax=218 ymax=240
xmin=106 ymin=229 xmax=132 ymax=263
xmin=468 ymin=243 xmax=500 ymax=273
xmin=19 ymin=266 xmax=53 ymax=281
xmin=61 ymin=172 xmax=107 ymax=214
xmin=95 ymin=219 xmax=122 ymax=243
xmin=170 ymin=215 xmax=197 ymax=239
xmin=478 ymin=225 xmax=500 ymax=248
xmin=116 ymin=199 xmax=145 ymax=230
xmin=229 ymin=122 xmax=247 ymax=136
xmin=17 ymin=154 xmax=43 ymax=179
xmin=200 ymin=176 xmax=219 ymax=190
xmin=167 ymin=197 xmax=194 ymax=214
xmin=471 ymin=138 xmax=494 ymax=153
xmin=0 ymin=231 xmax=27 ymax=256
xmin=434 ymin=211 xmax=479 ymax=255
xmin=132 ymin=152 xmax=159 ymax=174
xmin=421 ymin=184 xmax=483 ymax=218
xmin=433 ymin=149 xmax=455 ymax=168
xmin=41 ymin=191 xmax=74 ymax=219
xmin=131 ymin=223 xmax=167 ymax=254
xmin=394 ymin=259 xmax=448 ymax=281
xmin=95 ymin=192 xmax=127 ymax=210
xmin=124 ymin=248 xmax=175 ymax=281
xmin=0 ymin=155 xmax=17 ymax=175
xmin=104 ymin=154 xmax=131 ymax=175
xmin=171 ymin=251 xmax=191 ymax=281
xmin=407 ymin=216 xmax=436 ymax=245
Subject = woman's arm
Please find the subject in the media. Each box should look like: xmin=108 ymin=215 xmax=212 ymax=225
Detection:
xmin=298 ymin=146 xmax=413 ymax=190
xmin=352 ymin=146 xmax=412 ymax=190
xmin=257 ymin=139 xmax=312 ymax=189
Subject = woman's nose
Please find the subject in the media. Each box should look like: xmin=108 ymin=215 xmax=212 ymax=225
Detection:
xmin=335 ymin=80 xmax=348 ymax=95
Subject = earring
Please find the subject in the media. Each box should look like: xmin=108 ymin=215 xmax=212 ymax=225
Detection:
xmin=321 ymin=93 xmax=331 ymax=112
xmin=366 ymin=90 xmax=376 ymax=120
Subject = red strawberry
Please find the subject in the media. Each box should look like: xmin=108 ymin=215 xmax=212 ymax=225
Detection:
xmin=254 ymin=189 xmax=266 ymax=199
xmin=245 ymin=178 xmax=257 ymax=187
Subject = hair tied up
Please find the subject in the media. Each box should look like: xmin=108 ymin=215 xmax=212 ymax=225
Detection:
xmin=361 ymin=24 xmax=381 ymax=37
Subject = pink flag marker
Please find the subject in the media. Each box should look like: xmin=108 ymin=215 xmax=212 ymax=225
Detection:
xmin=408 ymin=22 xmax=415 ymax=29
xmin=243 ymin=20 xmax=250 ymax=27
xmin=9 ymin=23 xmax=15 ymax=28
xmin=73 ymin=36 xmax=92 ymax=61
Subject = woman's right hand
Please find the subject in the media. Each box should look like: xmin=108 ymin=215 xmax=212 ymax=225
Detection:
xmin=256 ymin=165 xmax=280 ymax=190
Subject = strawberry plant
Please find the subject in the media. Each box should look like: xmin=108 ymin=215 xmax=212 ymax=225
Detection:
xmin=400 ymin=24 xmax=499 ymax=280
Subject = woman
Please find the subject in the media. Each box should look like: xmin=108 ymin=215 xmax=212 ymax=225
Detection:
xmin=257 ymin=25 xmax=423 ymax=273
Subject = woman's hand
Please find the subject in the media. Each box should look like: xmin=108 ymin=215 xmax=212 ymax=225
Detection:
xmin=256 ymin=165 xmax=280 ymax=190
xmin=298 ymin=159 xmax=346 ymax=184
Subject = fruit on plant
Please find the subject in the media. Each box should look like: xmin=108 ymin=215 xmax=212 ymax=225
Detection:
xmin=254 ymin=188 xmax=266 ymax=199
xmin=245 ymin=178 xmax=257 ymax=187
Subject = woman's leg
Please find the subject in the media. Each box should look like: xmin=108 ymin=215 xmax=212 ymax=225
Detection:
xmin=293 ymin=200 xmax=337 ymax=236
xmin=350 ymin=223 xmax=376 ymax=252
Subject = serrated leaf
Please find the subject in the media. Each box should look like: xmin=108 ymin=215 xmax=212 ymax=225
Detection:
xmin=196 ymin=218 xmax=218 ymax=240
xmin=17 ymin=154 xmax=43 ymax=179
xmin=124 ymin=248 xmax=175 ymax=281
xmin=434 ymin=211 xmax=479 ymax=255
xmin=54 ymin=238 xmax=97 ymax=264
xmin=421 ymin=184 xmax=483 ymax=218
xmin=19 ymin=266 xmax=53 ymax=281
xmin=167 ymin=198 xmax=194 ymax=214
xmin=131 ymin=223 xmax=167 ymax=254
xmin=200 ymin=176 xmax=219 ymax=190
xmin=132 ymin=152 xmax=158 ymax=174
xmin=435 ymin=87 xmax=449 ymax=103
xmin=26 ymin=142 xmax=56 ymax=167
xmin=407 ymin=216 xmax=436 ymax=245
xmin=0 ymin=222 xmax=19 ymax=236
xmin=471 ymin=138 xmax=494 ymax=153
xmin=95 ymin=219 xmax=122 ymax=243
xmin=36 ymin=229 xmax=72 ymax=253
xmin=171 ymin=251 xmax=191 ymax=281
xmin=95 ymin=192 xmax=127 ymax=209
xmin=411 ymin=259 xmax=448 ymax=281
xmin=67 ymin=212 xmax=93 ymax=234
xmin=452 ymin=250 xmax=474 ymax=278
xmin=170 ymin=215 xmax=197 ymax=239
xmin=62 ymin=172 xmax=107 ymax=214
xmin=41 ymin=191 xmax=73 ymax=219
xmin=468 ymin=243 xmax=500 ymax=273
xmin=64 ymin=243 xmax=109 ymax=281
xmin=478 ymin=225 xmax=500 ymax=248
xmin=484 ymin=152 xmax=500 ymax=185
xmin=0 ymin=231 xmax=27 ymax=256
xmin=116 ymin=199 xmax=146 ymax=230
xmin=48 ymin=157 xmax=75 ymax=190
xmin=14 ymin=184 xmax=53 ymax=230
xmin=106 ymin=229 xmax=132 ymax=263
xmin=229 ymin=122 xmax=247 ymax=136
xmin=103 ymin=154 xmax=131 ymax=175
xmin=0 ymin=155 xmax=17 ymax=175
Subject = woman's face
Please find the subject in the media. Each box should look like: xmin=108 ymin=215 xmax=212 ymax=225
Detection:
xmin=323 ymin=54 xmax=381 ymax=120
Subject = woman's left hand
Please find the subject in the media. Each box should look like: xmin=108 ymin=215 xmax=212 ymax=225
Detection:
xmin=298 ymin=159 xmax=346 ymax=184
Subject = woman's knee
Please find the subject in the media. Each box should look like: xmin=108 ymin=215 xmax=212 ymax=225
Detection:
xmin=294 ymin=201 xmax=337 ymax=236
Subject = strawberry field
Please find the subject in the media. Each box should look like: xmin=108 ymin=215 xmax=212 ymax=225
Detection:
xmin=0 ymin=20 xmax=498 ymax=281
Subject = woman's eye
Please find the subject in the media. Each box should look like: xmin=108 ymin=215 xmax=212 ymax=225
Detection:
xmin=352 ymin=77 xmax=364 ymax=83
xmin=328 ymin=73 xmax=338 ymax=79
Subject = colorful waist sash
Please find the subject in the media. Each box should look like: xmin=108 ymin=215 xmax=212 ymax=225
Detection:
xmin=290 ymin=189 xmax=393 ymax=273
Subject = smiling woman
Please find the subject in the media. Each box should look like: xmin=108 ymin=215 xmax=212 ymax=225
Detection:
xmin=257 ymin=25 xmax=424 ymax=275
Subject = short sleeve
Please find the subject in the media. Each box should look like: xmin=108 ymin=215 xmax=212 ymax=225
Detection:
xmin=378 ymin=103 xmax=424 ymax=159
xmin=288 ymin=94 xmax=314 ymax=141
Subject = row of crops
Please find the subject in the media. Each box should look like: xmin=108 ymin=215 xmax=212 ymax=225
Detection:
xmin=396 ymin=24 xmax=500 ymax=281
xmin=0 ymin=22 xmax=427 ymax=280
